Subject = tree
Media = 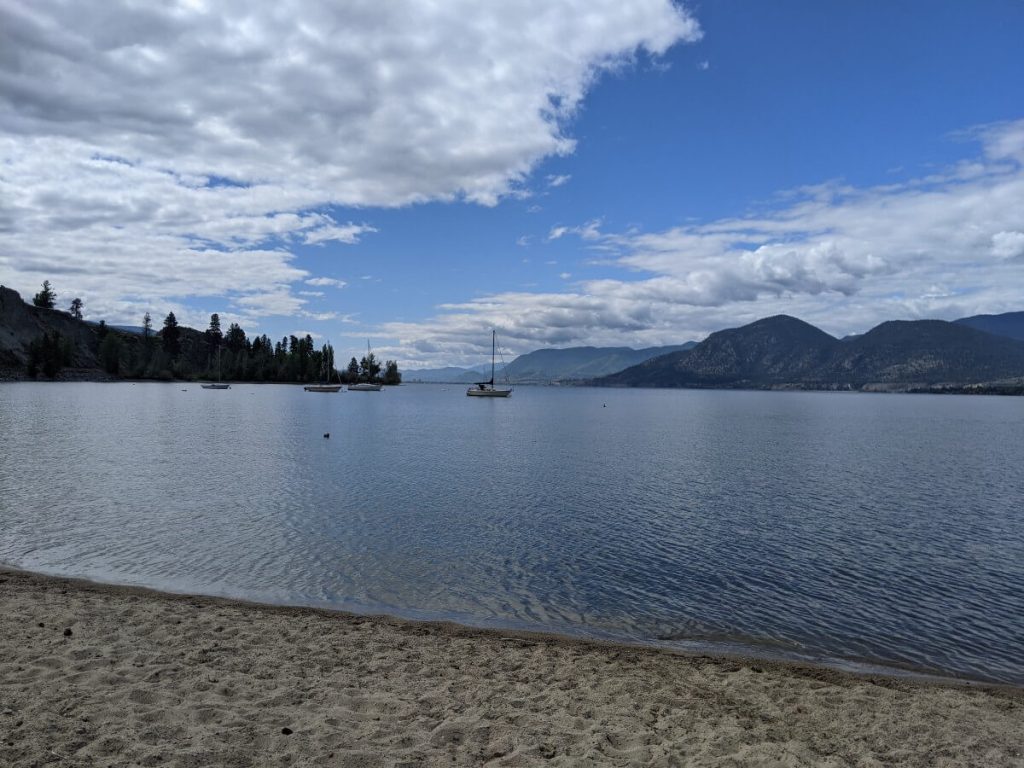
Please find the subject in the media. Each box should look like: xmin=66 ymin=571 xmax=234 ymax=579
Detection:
xmin=359 ymin=352 xmax=381 ymax=382
xmin=225 ymin=322 xmax=246 ymax=352
xmin=206 ymin=313 xmax=223 ymax=346
xmin=32 ymin=280 xmax=56 ymax=309
xmin=162 ymin=312 xmax=180 ymax=357
xmin=69 ymin=297 xmax=84 ymax=320
xmin=142 ymin=312 xmax=153 ymax=340
xmin=26 ymin=331 xmax=71 ymax=378
xmin=345 ymin=357 xmax=360 ymax=383
xmin=96 ymin=319 xmax=108 ymax=340
xmin=100 ymin=333 xmax=121 ymax=375
xmin=382 ymin=360 xmax=402 ymax=385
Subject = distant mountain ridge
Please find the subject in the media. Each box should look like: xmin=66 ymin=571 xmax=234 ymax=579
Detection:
xmin=598 ymin=314 xmax=1024 ymax=390
xmin=955 ymin=311 xmax=1024 ymax=342
xmin=406 ymin=343 xmax=696 ymax=383
xmin=503 ymin=343 xmax=696 ymax=383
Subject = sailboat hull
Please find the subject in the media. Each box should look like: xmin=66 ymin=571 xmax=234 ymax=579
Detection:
xmin=466 ymin=387 xmax=511 ymax=397
xmin=348 ymin=383 xmax=383 ymax=391
xmin=304 ymin=385 xmax=342 ymax=392
xmin=201 ymin=383 xmax=230 ymax=389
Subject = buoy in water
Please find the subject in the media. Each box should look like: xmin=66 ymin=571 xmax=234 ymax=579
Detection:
xmin=323 ymin=433 xmax=330 ymax=438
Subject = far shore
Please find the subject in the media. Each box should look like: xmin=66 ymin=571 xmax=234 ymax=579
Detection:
xmin=1 ymin=567 xmax=1021 ymax=766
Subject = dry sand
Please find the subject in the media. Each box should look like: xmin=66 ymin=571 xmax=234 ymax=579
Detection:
xmin=1 ymin=568 xmax=1021 ymax=767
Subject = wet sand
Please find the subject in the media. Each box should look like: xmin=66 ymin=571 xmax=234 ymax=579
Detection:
xmin=1 ymin=567 xmax=1021 ymax=767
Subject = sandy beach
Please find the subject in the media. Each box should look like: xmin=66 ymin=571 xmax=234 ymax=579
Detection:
xmin=1 ymin=568 xmax=1021 ymax=767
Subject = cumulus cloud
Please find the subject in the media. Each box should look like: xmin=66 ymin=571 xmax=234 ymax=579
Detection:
xmin=304 ymin=277 xmax=348 ymax=288
xmin=547 ymin=174 xmax=572 ymax=188
xmin=373 ymin=120 xmax=1024 ymax=366
xmin=0 ymin=0 xmax=700 ymax=321
xmin=304 ymin=223 xmax=377 ymax=246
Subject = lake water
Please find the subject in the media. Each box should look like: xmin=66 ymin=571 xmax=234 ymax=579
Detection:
xmin=1 ymin=382 xmax=1022 ymax=684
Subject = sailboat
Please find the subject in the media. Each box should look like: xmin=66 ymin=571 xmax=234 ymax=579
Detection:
xmin=467 ymin=330 xmax=511 ymax=397
xmin=348 ymin=340 xmax=383 ymax=391
xmin=304 ymin=345 xmax=342 ymax=393
xmin=201 ymin=346 xmax=230 ymax=389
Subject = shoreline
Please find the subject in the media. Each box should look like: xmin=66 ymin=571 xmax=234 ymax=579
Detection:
xmin=2 ymin=567 xmax=1021 ymax=766
xmin=4 ymin=564 xmax=1012 ymax=691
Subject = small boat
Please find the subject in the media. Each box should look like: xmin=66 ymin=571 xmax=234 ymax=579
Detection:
xmin=305 ymin=341 xmax=342 ymax=392
xmin=202 ymin=347 xmax=231 ymax=390
xmin=467 ymin=330 xmax=512 ymax=397
xmin=348 ymin=340 xmax=384 ymax=391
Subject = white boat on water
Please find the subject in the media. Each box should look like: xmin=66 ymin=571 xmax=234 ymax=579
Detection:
xmin=305 ymin=341 xmax=342 ymax=392
xmin=348 ymin=340 xmax=384 ymax=391
xmin=467 ymin=330 xmax=512 ymax=397
xmin=202 ymin=347 xmax=230 ymax=389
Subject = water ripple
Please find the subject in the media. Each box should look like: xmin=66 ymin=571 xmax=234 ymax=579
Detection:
xmin=1 ymin=383 xmax=1023 ymax=684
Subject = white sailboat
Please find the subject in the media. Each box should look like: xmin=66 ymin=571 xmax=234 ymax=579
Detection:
xmin=348 ymin=340 xmax=383 ymax=391
xmin=467 ymin=330 xmax=512 ymax=397
xmin=304 ymin=344 xmax=342 ymax=393
xmin=202 ymin=346 xmax=230 ymax=389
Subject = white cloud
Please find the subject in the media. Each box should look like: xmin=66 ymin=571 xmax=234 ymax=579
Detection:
xmin=991 ymin=231 xmax=1024 ymax=260
xmin=516 ymin=235 xmax=532 ymax=247
xmin=547 ymin=174 xmax=572 ymax=188
xmin=0 ymin=1 xmax=701 ymax=324
xmin=374 ymin=120 xmax=1024 ymax=366
xmin=548 ymin=226 xmax=570 ymax=240
xmin=304 ymin=223 xmax=377 ymax=246
xmin=698 ymin=60 xmax=710 ymax=71
xmin=305 ymin=277 xmax=348 ymax=288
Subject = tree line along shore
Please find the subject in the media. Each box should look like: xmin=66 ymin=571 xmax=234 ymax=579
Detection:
xmin=1 ymin=281 xmax=400 ymax=385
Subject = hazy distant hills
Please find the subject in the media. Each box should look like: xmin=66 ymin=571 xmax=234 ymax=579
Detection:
xmin=503 ymin=343 xmax=696 ymax=383
xmin=955 ymin=311 xmax=1024 ymax=342
xmin=403 ymin=366 xmax=491 ymax=383
xmin=406 ymin=343 xmax=696 ymax=383
xmin=597 ymin=314 xmax=1024 ymax=390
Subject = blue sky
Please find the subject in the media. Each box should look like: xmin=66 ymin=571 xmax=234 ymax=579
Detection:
xmin=1 ymin=1 xmax=1023 ymax=366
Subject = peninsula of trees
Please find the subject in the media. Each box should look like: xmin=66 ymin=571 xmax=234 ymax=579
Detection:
xmin=0 ymin=283 xmax=401 ymax=385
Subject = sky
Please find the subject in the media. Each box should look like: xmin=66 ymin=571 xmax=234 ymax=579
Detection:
xmin=1 ymin=0 xmax=1023 ymax=368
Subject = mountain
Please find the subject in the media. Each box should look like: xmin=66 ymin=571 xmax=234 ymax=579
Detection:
xmin=598 ymin=316 xmax=836 ymax=388
xmin=503 ymin=343 xmax=695 ymax=383
xmin=1 ymin=285 xmax=106 ymax=375
xmin=954 ymin=311 xmax=1024 ymax=342
xmin=403 ymin=366 xmax=490 ymax=383
xmin=597 ymin=314 xmax=1024 ymax=390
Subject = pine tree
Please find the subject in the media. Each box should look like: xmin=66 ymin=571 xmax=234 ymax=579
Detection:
xmin=162 ymin=312 xmax=181 ymax=357
xmin=69 ymin=297 xmax=84 ymax=320
xmin=32 ymin=280 xmax=56 ymax=309
xmin=142 ymin=312 xmax=153 ymax=340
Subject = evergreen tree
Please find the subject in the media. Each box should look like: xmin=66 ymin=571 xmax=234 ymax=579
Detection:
xmin=96 ymin=319 xmax=108 ymax=339
xmin=359 ymin=351 xmax=381 ymax=382
xmin=26 ymin=331 xmax=71 ymax=378
xmin=69 ymin=297 xmax=84 ymax=320
xmin=142 ymin=312 xmax=153 ymax=339
xmin=162 ymin=312 xmax=181 ymax=357
xmin=206 ymin=313 xmax=223 ymax=345
xmin=382 ymin=360 xmax=402 ymax=385
xmin=99 ymin=333 xmax=121 ymax=375
xmin=346 ymin=357 xmax=360 ymax=383
xmin=225 ymin=322 xmax=246 ymax=352
xmin=32 ymin=280 xmax=56 ymax=309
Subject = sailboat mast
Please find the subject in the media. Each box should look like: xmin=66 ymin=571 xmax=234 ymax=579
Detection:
xmin=491 ymin=330 xmax=495 ymax=384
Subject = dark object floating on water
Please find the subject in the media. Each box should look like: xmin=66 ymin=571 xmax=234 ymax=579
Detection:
xmin=323 ymin=433 xmax=330 ymax=438
xmin=281 ymin=727 xmax=293 ymax=735
xmin=63 ymin=628 xmax=72 ymax=637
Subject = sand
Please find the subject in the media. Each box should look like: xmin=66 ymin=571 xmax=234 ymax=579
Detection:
xmin=0 ymin=568 xmax=1021 ymax=767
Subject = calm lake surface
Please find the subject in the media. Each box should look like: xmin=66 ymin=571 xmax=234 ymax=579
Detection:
xmin=2 ymin=382 xmax=1022 ymax=684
